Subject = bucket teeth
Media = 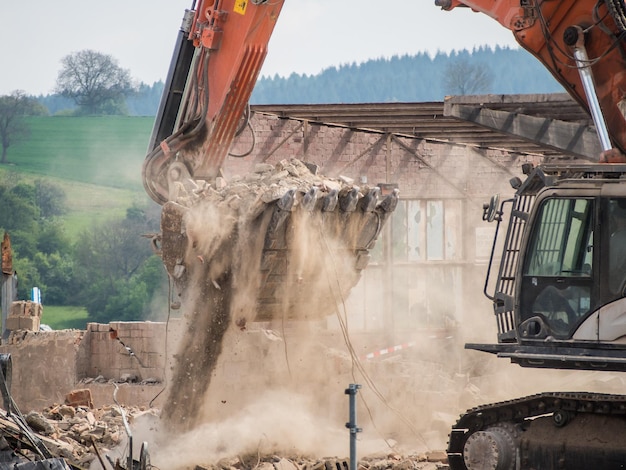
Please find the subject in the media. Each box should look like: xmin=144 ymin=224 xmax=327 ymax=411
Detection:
xmin=265 ymin=189 xmax=296 ymax=249
xmin=277 ymin=188 xmax=296 ymax=211
xmin=301 ymin=187 xmax=319 ymax=211
xmin=322 ymin=189 xmax=339 ymax=212
xmin=157 ymin=159 xmax=400 ymax=324
xmin=339 ymin=188 xmax=360 ymax=212
xmin=358 ymin=187 xmax=380 ymax=212
xmin=379 ymin=188 xmax=399 ymax=213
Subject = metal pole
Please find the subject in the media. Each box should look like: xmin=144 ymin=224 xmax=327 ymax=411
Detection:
xmin=565 ymin=25 xmax=612 ymax=152
xmin=345 ymin=384 xmax=362 ymax=470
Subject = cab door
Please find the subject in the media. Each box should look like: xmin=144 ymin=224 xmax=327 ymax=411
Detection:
xmin=519 ymin=198 xmax=595 ymax=339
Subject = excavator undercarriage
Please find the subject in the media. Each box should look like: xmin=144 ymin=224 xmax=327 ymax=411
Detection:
xmin=449 ymin=392 xmax=626 ymax=470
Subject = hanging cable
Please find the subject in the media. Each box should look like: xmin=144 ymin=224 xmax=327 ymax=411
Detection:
xmin=316 ymin=212 xmax=430 ymax=450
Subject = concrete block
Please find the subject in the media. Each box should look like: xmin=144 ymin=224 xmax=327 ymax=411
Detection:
xmin=141 ymin=337 xmax=156 ymax=355
xmin=90 ymin=323 xmax=108 ymax=332
xmin=20 ymin=316 xmax=38 ymax=331
xmin=146 ymin=353 xmax=164 ymax=369
xmin=9 ymin=302 xmax=24 ymax=318
xmin=28 ymin=302 xmax=43 ymax=318
xmin=130 ymin=328 xmax=142 ymax=338
xmin=5 ymin=317 xmax=20 ymax=331
xmin=65 ymin=389 xmax=94 ymax=408
xmin=142 ymin=327 xmax=155 ymax=338
xmin=118 ymin=354 xmax=135 ymax=370
xmin=10 ymin=301 xmax=42 ymax=318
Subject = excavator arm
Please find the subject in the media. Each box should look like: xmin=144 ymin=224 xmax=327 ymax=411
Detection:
xmin=438 ymin=0 xmax=626 ymax=158
xmin=143 ymin=0 xmax=285 ymax=204
xmin=146 ymin=2 xmax=399 ymax=430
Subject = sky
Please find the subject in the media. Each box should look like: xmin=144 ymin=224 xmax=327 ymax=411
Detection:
xmin=0 ymin=1 xmax=519 ymax=96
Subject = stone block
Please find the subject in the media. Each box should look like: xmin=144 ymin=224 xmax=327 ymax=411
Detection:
xmin=146 ymin=353 xmax=163 ymax=369
xmin=25 ymin=302 xmax=42 ymax=318
xmin=130 ymin=328 xmax=143 ymax=338
xmin=10 ymin=301 xmax=42 ymax=318
xmin=5 ymin=317 xmax=20 ymax=331
xmin=9 ymin=301 xmax=24 ymax=317
xmin=65 ymin=388 xmax=94 ymax=408
xmin=19 ymin=316 xmax=40 ymax=331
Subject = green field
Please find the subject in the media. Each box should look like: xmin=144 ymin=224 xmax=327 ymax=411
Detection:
xmin=41 ymin=305 xmax=89 ymax=330
xmin=11 ymin=116 xmax=153 ymax=190
xmin=7 ymin=116 xmax=155 ymax=238
xmin=0 ymin=116 xmax=163 ymax=329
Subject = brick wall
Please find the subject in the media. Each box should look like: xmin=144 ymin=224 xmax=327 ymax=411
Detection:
xmin=223 ymin=112 xmax=548 ymax=340
xmin=83 ymin=322 xmax=173 ymax=382
xmin=0 ymin=321 xmax=186 ymax=411
xmin=225 ymin=113 xmax=541 ymax=201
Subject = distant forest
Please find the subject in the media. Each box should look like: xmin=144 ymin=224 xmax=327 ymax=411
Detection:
xmin=252 ymin=46 xmax=564 ymax=104
xmin=36 ymin=46 xmax=564 ymax=116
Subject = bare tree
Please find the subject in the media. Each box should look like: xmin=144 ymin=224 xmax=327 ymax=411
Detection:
xmin=443 ymin=58 xmax=493 ymax=95
xmin=0 ymin=91 xmax=44 ymax=164
xmin=55 ymin=50 xmax=134 ymax=115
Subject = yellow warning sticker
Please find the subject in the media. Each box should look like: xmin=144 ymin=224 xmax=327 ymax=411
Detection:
xmin=234 ymin=0 xmax=248 ymax=15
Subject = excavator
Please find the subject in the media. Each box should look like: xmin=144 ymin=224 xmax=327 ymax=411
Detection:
xmin=142 ymin=0 xmax=626 ymax=467
xmin=436 ymin=1 xmax=626 ymax=469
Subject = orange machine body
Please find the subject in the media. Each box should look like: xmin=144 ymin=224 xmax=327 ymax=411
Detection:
xmin=143 ymin=0 xmax=285 ymax=204
xmin=443 ymin=0 xmax=626 ymax=154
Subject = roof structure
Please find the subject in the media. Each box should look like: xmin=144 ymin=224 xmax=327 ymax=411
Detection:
xmin=252 ymin=93 xmax=599 ymax=159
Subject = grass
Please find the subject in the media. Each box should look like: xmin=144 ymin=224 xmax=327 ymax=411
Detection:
xmin=0 ymin=116 xmax=162 ymax=327
xmin=41 ymin=305 xmax=90 ymax=330
xmin=5 ymin=116 xmax=155 ymax=239
xmin=9 ymin=116 xmax=154 ymax=191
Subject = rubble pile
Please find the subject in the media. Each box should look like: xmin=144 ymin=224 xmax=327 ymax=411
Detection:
xmin=191 ymin=451 xmax=448 ymax=470
xmin=0 ymin=402 xmax=451 ymax=469
xmin=0 ymin=403 xmax=154 ymax=468
xmin=173 ymin=158 xmax=377 ymax=209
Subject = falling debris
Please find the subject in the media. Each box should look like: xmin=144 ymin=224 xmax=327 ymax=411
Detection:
xmin=160 ymin=158 xmax=397 ymax=430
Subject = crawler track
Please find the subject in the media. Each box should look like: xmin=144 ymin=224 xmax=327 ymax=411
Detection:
xmin=448 ymin=391 xmax=626 ymax=470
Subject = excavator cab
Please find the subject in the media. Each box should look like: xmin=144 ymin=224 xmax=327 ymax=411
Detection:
xmin=472 ymin=163 xmax=626 ymax=371
xmin=520 ymin=196 xmax=594 ymax=339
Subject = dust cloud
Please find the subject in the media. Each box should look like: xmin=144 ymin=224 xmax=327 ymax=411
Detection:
xmin=147 ymin=158 xmax=626 ymax=469
xmin=151 ymin=159 xmax=404 ymax=468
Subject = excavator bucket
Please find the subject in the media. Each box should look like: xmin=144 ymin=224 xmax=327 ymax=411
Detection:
xmin=158 ymin=158 xmax=397 ymax=323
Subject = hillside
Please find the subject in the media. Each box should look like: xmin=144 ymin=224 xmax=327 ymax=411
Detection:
xmin=10 ymin=116 xmax=152 ymax=189
xmin=1 ymin=116 xmax=163 ymax=328
xmin=7 ymin=116 xmax=153 ymax=238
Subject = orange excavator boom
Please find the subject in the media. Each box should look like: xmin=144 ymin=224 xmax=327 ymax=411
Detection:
xmin=438 ymin=0 xmax=626 ymax=158
xmin=143 ymin=0 xmax=285 ymax=204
